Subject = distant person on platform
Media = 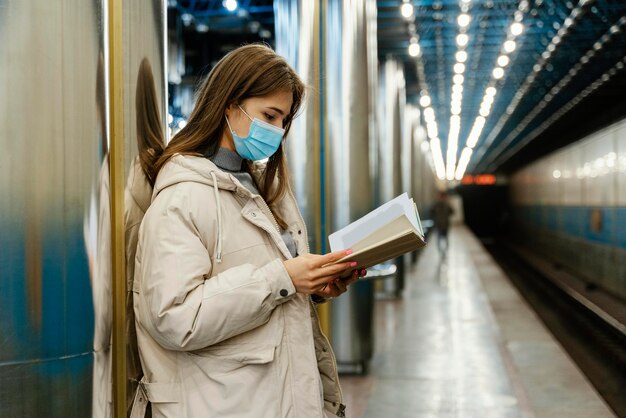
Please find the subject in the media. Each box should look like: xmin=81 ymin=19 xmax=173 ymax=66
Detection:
xmin=432 ymin=191 xmax=454 ymax=254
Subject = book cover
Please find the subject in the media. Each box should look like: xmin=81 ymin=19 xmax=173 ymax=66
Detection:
xmin=328 ymin=193 xmax=426 ymax=275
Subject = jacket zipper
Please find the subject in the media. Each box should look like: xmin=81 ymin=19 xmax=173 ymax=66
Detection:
xmin=285 ymin=186 xmax=310 ymax=254
xmin=259 ymin=197 xmax=281 ymax=233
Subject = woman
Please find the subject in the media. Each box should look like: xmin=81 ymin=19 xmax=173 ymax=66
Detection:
xmin=132 ymin=44 xmax=365 ymax=418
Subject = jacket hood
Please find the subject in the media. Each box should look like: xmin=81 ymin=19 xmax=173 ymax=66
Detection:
xmin=153 ymin=154 xmax=247 ymax=200
xmin=152 ymin=154 xmax=270 ymax=265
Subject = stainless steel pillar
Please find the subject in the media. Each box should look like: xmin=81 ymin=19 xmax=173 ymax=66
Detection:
xmin=0 ymin=1 xmax=167 ymax=416
xmin=379 ymin=58 xmax=406 ymax=296
xmin=0 ymin=1 xmax=105 ymax=416
xmin=401 ymin=104 xmax=419 ymax=267
xmin=275 ymin=0 xmax=323 ymax=254
xmin=326 ymin=0 xmax=378 ymax=372
xmin=120 ymin=1 xmax=167 ymax=414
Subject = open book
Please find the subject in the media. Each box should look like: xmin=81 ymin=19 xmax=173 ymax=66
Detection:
xmin=328 ymin=193 xmax=426 ymax=276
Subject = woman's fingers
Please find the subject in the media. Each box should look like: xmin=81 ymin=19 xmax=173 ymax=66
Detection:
xmin=317 ymin=249 xmax=353 ymax=267
xmin=318 ymin=261 xmax=357 ymax=278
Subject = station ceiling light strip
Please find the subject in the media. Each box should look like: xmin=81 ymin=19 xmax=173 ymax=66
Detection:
xmin=446 ymin=0 xmax=471 ymax=180
xmin=489 ymin=55 xmax=626 ymax=170
xmin=454 ymin=1 xmax=528 ymax=180
xmin=471 ymin=0 xmax=596 ymax=172
xmin=403 ymin=1 xmax=446 ymax=180
xmin=484 ymin=15 xmax=626 ymax=170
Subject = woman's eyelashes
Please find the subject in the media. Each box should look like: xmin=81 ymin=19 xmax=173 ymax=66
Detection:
xmin=263 ymin=112 xmax=276 ymax=121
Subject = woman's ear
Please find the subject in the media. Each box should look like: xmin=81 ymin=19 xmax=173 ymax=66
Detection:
xmin=224 ymin=102 xmax=236 ymax=119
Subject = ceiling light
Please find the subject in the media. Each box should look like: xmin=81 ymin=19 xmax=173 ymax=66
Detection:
xmin=196 ymin=23 xmax=209 ymax=32
xmin=503 ymin=40 xmax=516 ymax=52
xmin=419 ymin=95 xmax=431 ymax=107
xmin=456 ymin=51 xmax=468 ymax=63
xmin=455 ymin=148 xmax=473 ymax=180
xmin=485 ymin=86 xmax=496 ymax=96
xmin=223 ymin=0 xmax=238 ymax=12
xmin=427 ymin=123 xmax=438 ymax=137
xmin=452 ymin=84 xmax=463 ymax=94
xmin=454 ymin=63 xmax=466 ymax=74
xmin=424 ymin=107 xmax=435 ymax=122
xmin=401 ymin=2 xmax=414 ymax=18
xmin=510 ymin=22 xmax=524 ymax=36
xmin=427 ymin=123 xmax=438 ymax=139
xmin=456 ymin=34 xmax=469 ymax=47
xmin=493 ymin=67 xmax=504 ymax=79
xmin=457 ymin=14 xmax=471 ymax=27
xmin=497 ymin=55 xmax=510 ymax=67
xmin=479 ymin=107 xmax=490 ymax=117
xmin=518 ymin=0 xmax=529 ymax=12
xmin=408 ymin=42 xmax=420 ymax=57
xmin=181 ymin=13 xmax=194 ymax=26
xmin=453 ymin=74 xmax=464 ymax=84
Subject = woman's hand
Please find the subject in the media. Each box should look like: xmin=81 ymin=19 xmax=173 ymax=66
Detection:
xmin=313 ymin=268 xmax=367 ymax=299
xmin=283 ymin=249 xmax=358 ymax=294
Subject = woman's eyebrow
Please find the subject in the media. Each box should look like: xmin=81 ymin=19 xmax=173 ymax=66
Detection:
xmin=267 ymin=106 xmax=286 ymax=116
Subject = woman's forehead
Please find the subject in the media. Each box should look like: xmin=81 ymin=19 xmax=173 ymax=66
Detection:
xmin=246 ymin=90 xmax=292 ymax=111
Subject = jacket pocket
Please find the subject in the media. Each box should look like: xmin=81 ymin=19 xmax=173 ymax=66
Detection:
xmin=188 ymin=315 xmax=282 ymax=373
xmin=184 ymin=315 xmax=285 ymax=417
xmin=194 ymin=341 xmax=276 ymax=365
xmin=131 ymin=379 xmax=182 ymax=418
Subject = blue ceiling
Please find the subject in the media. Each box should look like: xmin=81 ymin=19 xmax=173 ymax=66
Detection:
xmin=170 ymin=0 xmax=626 ymax=174
xmin=378 ymin=0 xmax=626 ymax=174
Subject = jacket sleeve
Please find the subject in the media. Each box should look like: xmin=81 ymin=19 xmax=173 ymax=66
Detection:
xmin=135 ymin=184 xmax=296 ymax=352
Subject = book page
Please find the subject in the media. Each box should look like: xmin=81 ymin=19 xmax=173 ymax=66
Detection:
xmin=329 ymin=193 xmax=420 ymax=251
xmin=348 ymin=215 xmax=417 ymax=252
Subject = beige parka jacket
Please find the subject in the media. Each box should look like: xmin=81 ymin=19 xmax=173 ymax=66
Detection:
xmin=132 ymin=154 xmax=345 ymax=418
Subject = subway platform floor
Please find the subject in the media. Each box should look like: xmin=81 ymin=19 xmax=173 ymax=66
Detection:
xmin=339 ymin=225 xmax=615 ymax=418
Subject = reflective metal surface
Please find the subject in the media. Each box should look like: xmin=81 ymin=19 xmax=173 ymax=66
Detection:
xmin=325 ymin=0 xmax=379 ymax=369
xmin=378 ymin=58 xmax=406 ymax=296
xmin=411 ymin=123 xmax=437 ymax=222
xmin=275 ymin=0 xmax=322 ymax=253
xmin=123 ymin=0 xmax=168 ymax=166
xmin=0 ymin=1 xmax=105 ymax=415
xmin=0 ymin=1 xmax=166 ymax=415
xmin=121 ymin=1 xmax=167 ymax=414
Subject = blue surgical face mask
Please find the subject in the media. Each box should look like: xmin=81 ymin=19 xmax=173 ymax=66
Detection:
xmin=225 ymin=105 xmax=285 ymax=161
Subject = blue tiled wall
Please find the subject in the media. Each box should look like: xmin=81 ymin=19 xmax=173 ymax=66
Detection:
xmin=514 ymin=205 xmax=626 ymax=250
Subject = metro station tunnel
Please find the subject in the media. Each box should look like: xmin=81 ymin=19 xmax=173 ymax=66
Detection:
xmin=1 ymin=1 xmax=625 ymax=417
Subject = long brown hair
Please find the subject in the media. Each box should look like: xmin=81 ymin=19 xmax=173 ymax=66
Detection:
xmin=135 ymin=57 xmax=165 ymax=187
xmin=153 ymin=44 xmax=305 ymax=228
